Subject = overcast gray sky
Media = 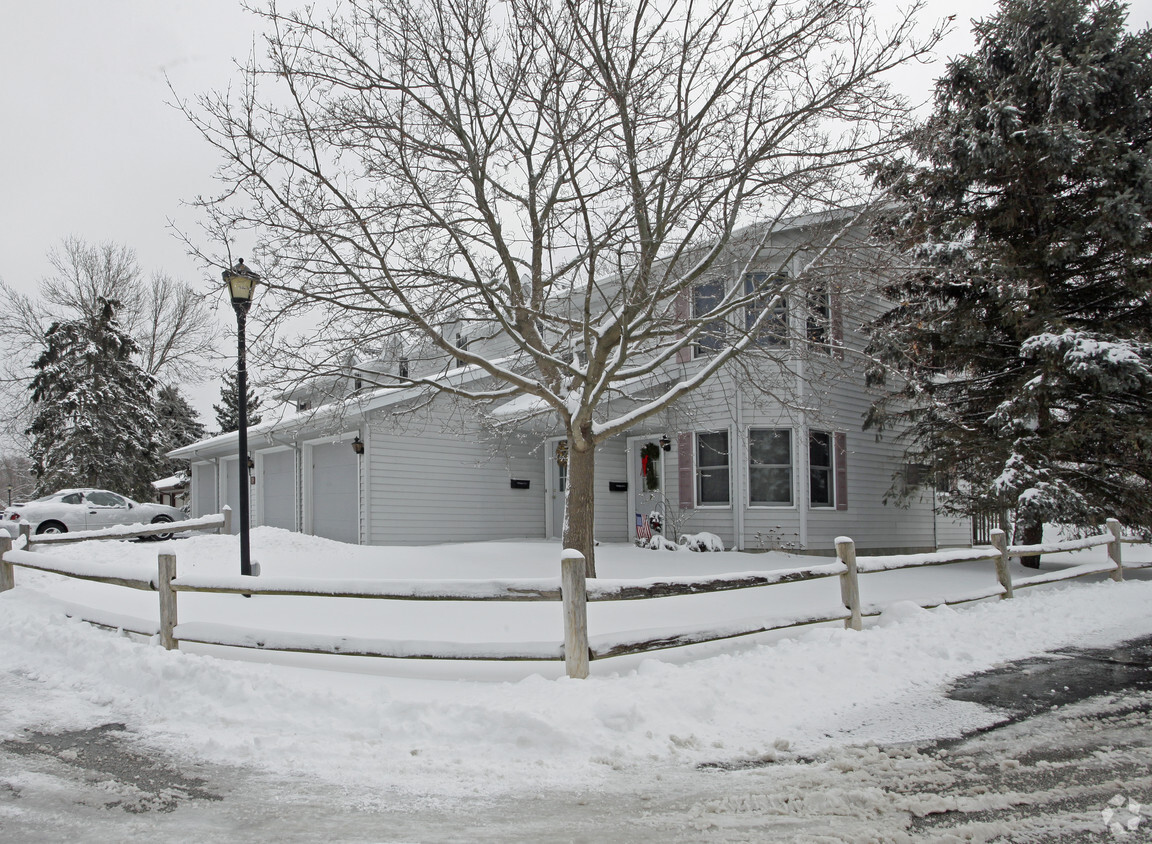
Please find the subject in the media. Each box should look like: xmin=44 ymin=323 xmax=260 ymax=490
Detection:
xmin=2 ymin=0 xmax=1150 ymax=418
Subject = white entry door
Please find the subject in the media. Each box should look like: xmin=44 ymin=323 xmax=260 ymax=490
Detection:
xmin=629 ymin=437 xmax=666 ymax=539
xmin=310 ymin=441 xmax=359 ymax=544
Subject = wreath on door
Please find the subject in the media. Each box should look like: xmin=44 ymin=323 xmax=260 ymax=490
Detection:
xmin=640 ymin=442 xmax=661 ymax=490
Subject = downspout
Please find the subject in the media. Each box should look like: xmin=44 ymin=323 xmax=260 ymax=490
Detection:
xmin=733 ymin=383 xmax=745 ymax=550
xmin=797 ymin=352 xmax=809 ymax=551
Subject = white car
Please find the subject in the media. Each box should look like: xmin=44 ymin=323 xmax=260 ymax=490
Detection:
xmin=1 ymin=489 xmax=186 ymax=539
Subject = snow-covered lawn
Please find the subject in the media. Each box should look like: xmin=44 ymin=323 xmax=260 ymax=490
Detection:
xmin=1 ymin=528 xmax=1150 ymax=805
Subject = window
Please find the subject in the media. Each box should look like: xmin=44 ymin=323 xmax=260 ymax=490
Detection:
xmin=744 ymin=272 xmax=788 ymax=347
xmin=809 ymin=431 xmax=834 ymax=507
xmin=398 ymin=357 xmax=409 ymax=379
xmin=693 ymin=279 xmax=726 ymax=356
xmin=696 ymin=431 xmax=730 ymax=505
xmin=806 ymin=281 xmax=831 ymax=351
xmin=87 ymin=491 xmax=127 ymax=508
xmin=749 ymin=428 xmax=792 ymax=505
xmin=455 ymin=332 xmax=469 ymax=368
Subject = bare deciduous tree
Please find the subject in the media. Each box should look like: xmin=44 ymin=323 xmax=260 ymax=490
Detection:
xmin=185 ymin=0 xmax=939 ymax=571
xmin=0 ymin=237 xmax=219 ymax=440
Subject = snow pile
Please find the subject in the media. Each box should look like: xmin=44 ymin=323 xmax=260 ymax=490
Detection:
xmin=0 ymin=530 xmax=1150 ymax=805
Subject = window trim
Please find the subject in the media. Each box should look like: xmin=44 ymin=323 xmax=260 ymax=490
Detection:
xmin=695 ymin=429 xmax=731 ymax=508
xmin=747 ymin=427 xmax=795 ymax=508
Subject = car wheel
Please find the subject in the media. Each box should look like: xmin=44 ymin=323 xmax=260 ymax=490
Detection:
xmin=35 ymin=521 xmax=67 ymax=535
xmin=150 ymin=515 xmax=174 ymax=541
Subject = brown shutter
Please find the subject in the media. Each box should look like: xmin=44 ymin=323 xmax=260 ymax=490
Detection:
xmin=834 ymin=431 xmax=848 ymax=511
xmin=675 ymin=288 xmax=692 ymax=363
xmin=677 ymin=432 xmax=694 ymax=509
xmin=831 ymin=287 xmax=844 ymax=360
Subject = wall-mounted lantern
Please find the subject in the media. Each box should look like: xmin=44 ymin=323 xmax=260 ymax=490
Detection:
xmin=351 ymin=436 xmax=365 ymax=455
xmin=659 ymin=434 xmax=671 ymax=452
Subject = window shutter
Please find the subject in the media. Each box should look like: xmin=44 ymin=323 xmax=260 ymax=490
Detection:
xmin=831 ymin=287 xmax=844 ymax=360
xmin=834 ymin=431 xmax=848 ymax=511
xmin=675 ymin=289 xmax=692 ymax=363
xmin=677 ymin=432 xmax=694 ymax=509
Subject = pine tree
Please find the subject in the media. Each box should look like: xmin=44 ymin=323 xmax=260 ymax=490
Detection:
xmin=155 ymin=383 xmax=207 ymax=479
xmin=27 ymin=298 xmax=161 ymax=499
xmin=213 ymin=370 xmax=262 ymax=434
xmin=867 ymin=0 xmax=1152 ymax=561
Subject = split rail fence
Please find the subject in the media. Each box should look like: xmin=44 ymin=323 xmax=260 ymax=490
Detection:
xmin=1 ymin=516 xmax=1148 ymax=679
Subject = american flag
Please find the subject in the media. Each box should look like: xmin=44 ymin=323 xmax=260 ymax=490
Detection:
xmin=635 ymin=513 xmax=652 ymax=540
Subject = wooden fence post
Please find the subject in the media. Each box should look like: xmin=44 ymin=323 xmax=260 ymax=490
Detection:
xmin=19 ymin=522 xmax=31 ymax=552
xmin=836 ymin=537 xmax=862 ymax=631
xmin=989 ymin=529 xmax=1014 ymax=599
xmin=157 ymin=553 xmax=179 ymax=651
xmin=1106 ymin=518 xmax=1123 ymax=583
xmin=561 ymin=549 xmax=590 ymax=679
xmin=0 ymin=535 xmax=12 ymax=592
xmin=221 ymin=506 xmax=232 ymax=536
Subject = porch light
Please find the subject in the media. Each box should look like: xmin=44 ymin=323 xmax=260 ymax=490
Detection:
xmin=659 ymin=434 xmax=671 ymax=452
xmin=352 ymin=436 xmax=365 ymax=455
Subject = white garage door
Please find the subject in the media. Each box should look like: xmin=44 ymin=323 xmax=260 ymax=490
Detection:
xmin=310 ymin=441 xmax=359 ymax=544
xmin=223 ymin=458 xmax=242 ymax=535
xmin=192 ymin=463 xmax=217 ymax=518
xmin=261 ymin=450 xmax=296 ymax=530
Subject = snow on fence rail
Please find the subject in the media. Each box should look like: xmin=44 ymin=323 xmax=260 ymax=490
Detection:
xmin=0 ymin=518 xmax=1148 ymax=679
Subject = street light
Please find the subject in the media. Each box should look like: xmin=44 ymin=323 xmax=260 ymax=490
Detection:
xmin=222 ymin=258 xmax=260 ymax=578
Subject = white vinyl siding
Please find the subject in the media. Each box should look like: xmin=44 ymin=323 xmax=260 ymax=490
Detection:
xmin=367 ymin=421 xmax=545 ymax=545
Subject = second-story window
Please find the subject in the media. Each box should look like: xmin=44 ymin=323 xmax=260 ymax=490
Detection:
xmin=399 ymin=357 xmax=409 ymax=379
xmin=744 ymin=271 xmax=788 ymax=348
xmin=455 ymin=332 xmax=469 ymax=368
xmin=693 ymin=279 xmax=726 ymax=357
xmin=806 ymin=281 xmax=831 ymax=351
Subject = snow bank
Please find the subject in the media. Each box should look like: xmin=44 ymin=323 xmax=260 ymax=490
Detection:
xmin=1 ymin=529 xmax=1150 ymax=804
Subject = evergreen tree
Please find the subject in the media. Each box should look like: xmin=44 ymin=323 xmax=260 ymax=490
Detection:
xmin=213 ymin=370 xmax=262 ymax=434
xmin=27 ymin=298 xmax=161 ymax=499
xmin=867 ymin=0 xmax=1152 ymax=561
xmin=155 ymin=383 xmax=207 ymax=478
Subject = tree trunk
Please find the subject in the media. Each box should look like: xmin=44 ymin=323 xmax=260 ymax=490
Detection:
xmin=1016 ymin=517 xmax=1043 ymax=569
xmin=563 ymin=435 xmax=597 ymax=578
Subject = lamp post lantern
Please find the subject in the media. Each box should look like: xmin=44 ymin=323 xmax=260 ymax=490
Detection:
xmin=222 ymin=259 xmax=260 ymax=577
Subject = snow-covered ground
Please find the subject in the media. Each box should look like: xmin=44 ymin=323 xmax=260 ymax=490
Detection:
xmin=1 ymin=530 xmax=1150 ymax=840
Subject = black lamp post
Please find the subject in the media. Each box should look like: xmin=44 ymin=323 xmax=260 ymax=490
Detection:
xmin=222 ymin=259 xmax=260 ymax=577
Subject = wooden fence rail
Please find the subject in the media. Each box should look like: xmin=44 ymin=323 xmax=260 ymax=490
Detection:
xmin=1 ymin=517 xmax=1148 ymax=678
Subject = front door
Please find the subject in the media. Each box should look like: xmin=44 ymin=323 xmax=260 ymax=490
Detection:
xmin=629 ymin=437 xmax=666 ymax=539
xmin=548 ymin=438 xmax=567 ymax=539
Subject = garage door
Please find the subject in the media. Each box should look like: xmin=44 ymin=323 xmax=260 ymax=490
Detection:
xmin=223 ymin=458 xmax=242 ymax=535
xmin=261 ymin=450 xmax=296 ymax=530
xmin=192 ymin=463 xmax=217 ymax=518
xmin=310 ymin=441 xmax=359 ymax=544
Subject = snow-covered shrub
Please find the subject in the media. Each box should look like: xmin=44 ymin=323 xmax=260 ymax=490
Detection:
xmin=677 ymin=532 xmax=725 ymax=552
